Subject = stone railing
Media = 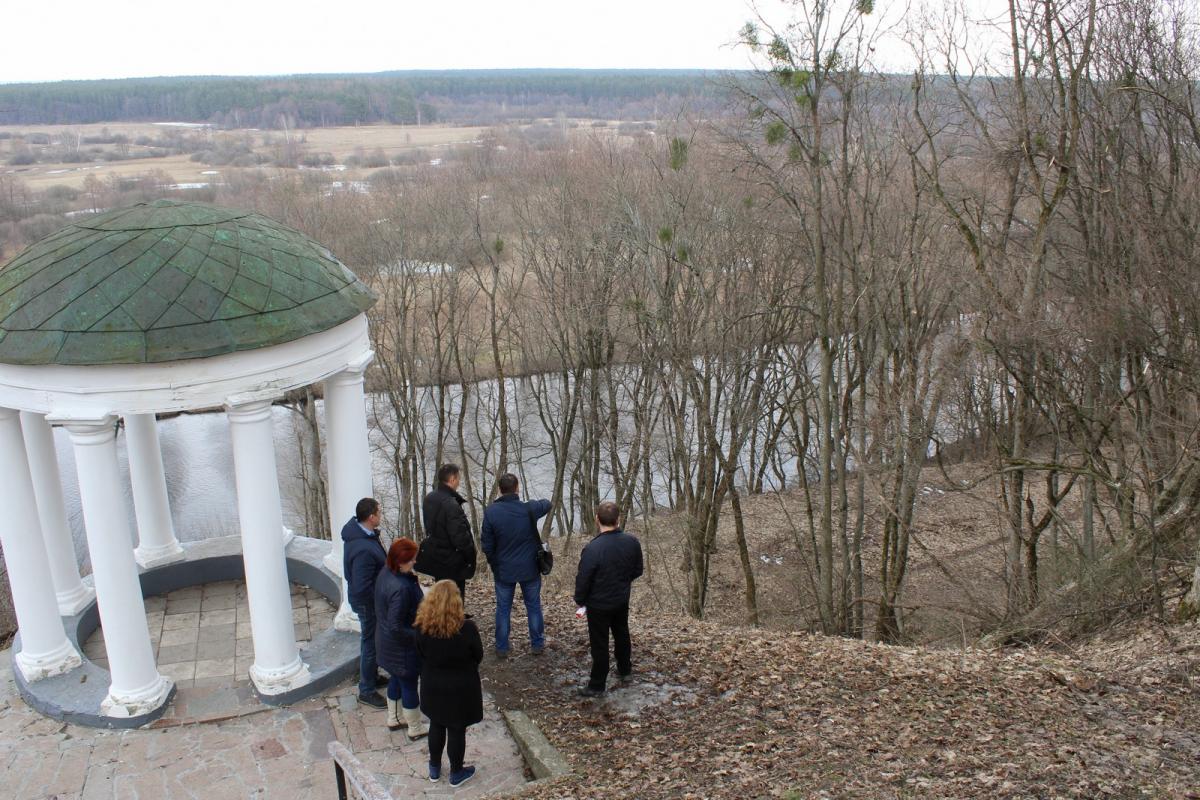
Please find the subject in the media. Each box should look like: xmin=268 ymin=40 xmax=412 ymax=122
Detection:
xmin=328 ymin=741 xmax=391 ymax=800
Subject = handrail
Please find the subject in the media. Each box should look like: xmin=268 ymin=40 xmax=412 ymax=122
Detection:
xmin=328 ymin=741 xmax=392 ymax=800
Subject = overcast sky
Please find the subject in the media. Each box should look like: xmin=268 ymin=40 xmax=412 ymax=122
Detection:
xmin=1 ymin=0 xmax=764 ymax=82
xmin=0 ymin=0 xmax=958 ymax=84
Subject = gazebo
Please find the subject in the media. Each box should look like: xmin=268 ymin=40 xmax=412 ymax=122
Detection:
xmin=0 ymin=199 xmax=377 ymax=726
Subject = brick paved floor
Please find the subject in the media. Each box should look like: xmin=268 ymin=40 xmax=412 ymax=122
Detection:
xmin=81 ymin=580 xmax=335 ymax=689
xmin=2 ymin=579 xmax=529 ymax=799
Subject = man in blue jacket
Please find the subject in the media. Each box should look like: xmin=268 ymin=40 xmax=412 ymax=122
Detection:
xmin=343 ymin=497 xmax=388 ymax=708
xmin=480 ymin=473 xmax=551 ymax=658
xmin=574 ymin=501 xmax=643 ymax=697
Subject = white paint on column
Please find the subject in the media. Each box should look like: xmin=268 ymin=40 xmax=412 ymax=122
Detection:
xmin=60 ymin=415 xmax=171 ymax=717
xmin=227 ymin=400 xmax=311 ymax=695
xmin=126 ymin=413 xmax=186 ymax=569
xmin=20 ymin=411 xmax=94 ymax=616
xmin=0 ymin=408 xmax=82 ymax=681
xmin=323 ymin=352 xmax=375 ymax=633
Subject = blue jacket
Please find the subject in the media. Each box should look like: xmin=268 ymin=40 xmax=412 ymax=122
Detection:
xmin=480 ymin=494 xmax=552 ymax=583
xmin=342 ymin=516 xmax=385 ymax=608
xmin=374 ymin=568 xmax=423 ymax=679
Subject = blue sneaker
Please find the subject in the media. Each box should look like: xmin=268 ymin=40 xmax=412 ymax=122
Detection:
xmin=428 ymin=762 xmax=441 ymax=782
xmin=448 ymin=765 xmax=476 ymax=787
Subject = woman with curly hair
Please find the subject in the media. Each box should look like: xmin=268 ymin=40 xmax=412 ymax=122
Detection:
xmin=414 ymin=579 xmax=483 ymax=787
xmin=374 ymin=537 xmax=427 ymax=739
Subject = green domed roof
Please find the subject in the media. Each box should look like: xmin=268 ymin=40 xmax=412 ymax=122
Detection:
xmin=0 ymin=200 xmax=376 ymax=365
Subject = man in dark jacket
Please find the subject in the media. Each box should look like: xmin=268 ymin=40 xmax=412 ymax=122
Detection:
xmin=343 ymin=497 xmax=387 ymax=708
xmin=416 ymin=464 xmax=477 ymax=604
xmin=574 ymin=501 xmax=644 ymax=697
xmin=480 ymin=473 xmax=551 ymax=657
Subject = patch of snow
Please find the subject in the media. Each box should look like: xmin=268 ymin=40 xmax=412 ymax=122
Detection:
xmin=380 ymin=260 xmax=454 ymax=276
xmin=321 ymin=180 xmax=370 ymax=197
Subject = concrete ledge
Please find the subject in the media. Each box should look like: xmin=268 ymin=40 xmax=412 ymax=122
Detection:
xmin=12 ymin=631 xmax=178 ymax=730
xmin=502 ymin=709 xmax=572 ymax=781
xmin=12 ymin=534 xmax=358 ymax=727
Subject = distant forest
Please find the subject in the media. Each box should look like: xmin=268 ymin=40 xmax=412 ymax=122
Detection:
xmin=0 ymin=70 xmax=730 ymax=127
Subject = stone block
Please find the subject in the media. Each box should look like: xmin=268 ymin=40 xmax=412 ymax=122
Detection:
xmin=198 ymin=623 xmax=236 ymax=643
xmin=199 ymin=609 xmax=236 ymax=626
xmin=157 ymin=643 xmax=198 ymax=665
xmin=197 ymin=639 xmax=236 ymax=660
xmin=200 ymin=594 xmax=236 ymax=611
xmin=159 ymin=662 xmax=196 ymax=683
xmin=162 ymin=611 xmax=200 ymax=631
xmin=503 ymin=709 xmax=570 ymax=780
xmin=194 ymin=658 xmax=235 ymax=679
xmin=159 ymin=627 xmax=199 ymax=647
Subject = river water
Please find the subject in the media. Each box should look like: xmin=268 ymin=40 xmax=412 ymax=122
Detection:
xmin=53 ymin=372 xmax=810 ymax=570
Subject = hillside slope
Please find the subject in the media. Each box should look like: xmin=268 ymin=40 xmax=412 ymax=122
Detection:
xmin=478 ymin=583 xmax=1199 ymax=798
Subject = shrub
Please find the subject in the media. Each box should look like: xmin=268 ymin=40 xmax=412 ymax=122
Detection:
xmin=300 ymin=151 xmax=335 ymax=168
xmin=362 ymin=148 xmax=390 ymax=168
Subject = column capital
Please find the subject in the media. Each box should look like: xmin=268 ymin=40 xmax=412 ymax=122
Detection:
xmin=224 ymin=400 xmax=274 ymax=425
xmin=49 ymin=415 xmax=119 ymax=446
xmin=326 ymin=350 xmax=376 ymax=387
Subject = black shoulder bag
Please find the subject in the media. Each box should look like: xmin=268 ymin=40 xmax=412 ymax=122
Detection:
xmin=529 ymin=506 xmax=553 ymax=576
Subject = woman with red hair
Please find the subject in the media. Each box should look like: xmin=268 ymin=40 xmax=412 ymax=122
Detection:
xmin=374 ymin=537 xmax=427 ymax=738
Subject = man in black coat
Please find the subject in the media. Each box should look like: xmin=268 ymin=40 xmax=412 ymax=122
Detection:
xmin=574 ymin=501 xmax=644 ymax=697
xmin=343 ymin=497 xmax=387 ymax=708
xmin=416 ymin=463 xmax=478 ymax=604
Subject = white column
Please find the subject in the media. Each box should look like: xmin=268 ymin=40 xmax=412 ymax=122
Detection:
xmin=323 ymin=353 xmax=375 ymax=632
xmin=125 ymin=413 xmax=185 ymax=569
xmin=226 ymin=400 xmax=310 ymax=695
xmin=0 ymin=408 xmax=82 ymax=682
xmin=60 ymin=416 xmax=171 ymax=717
xmin=20 ymin=411 xmax=94 ymax=615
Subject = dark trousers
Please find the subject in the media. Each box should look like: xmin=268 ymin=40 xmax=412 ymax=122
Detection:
xmin=386 ymin=674 xmax=419 ymax=709
xmin=350 ymin=601 xmax=377 ymax=696
xmin=428 ymin=722 xmax=467 ymax=772
xmin=586 ymin=604 xmax=631 ymax=691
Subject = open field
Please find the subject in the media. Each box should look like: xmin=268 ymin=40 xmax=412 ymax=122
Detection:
xmin=2 ymin=154 xmax=212 ymax=190
xmin=0 ymin=122 xmax=490 ymax=190
xmin=300 ymin=123 xmax=488 ymax=154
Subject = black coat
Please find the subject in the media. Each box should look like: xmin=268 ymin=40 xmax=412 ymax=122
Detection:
xmin=416 ymin=485 xmax=477 ymax=582
xmin=417 ymin=619 xmax=484 ymax=727
xmin=341 ymin=517 xmax=386 ymax=608
xmin=573 ymin=528 xmax=644 ymax=610
xmin=374 ymin=569 xmax=423 ymax=679
xmin=480 ymin=495 xmax=552 ymax=584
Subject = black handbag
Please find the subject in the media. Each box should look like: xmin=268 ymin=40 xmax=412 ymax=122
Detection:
xmin=530 ymin=506 xmax=553 ymax=576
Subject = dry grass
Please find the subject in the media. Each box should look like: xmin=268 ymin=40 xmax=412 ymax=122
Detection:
xmin=4 ymin=154 xmax=211 ymax=190
xmin=0 ymin=122 xmax=489 ymax=190
xmin=299 ymin=124 xmax=487 ymax=155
